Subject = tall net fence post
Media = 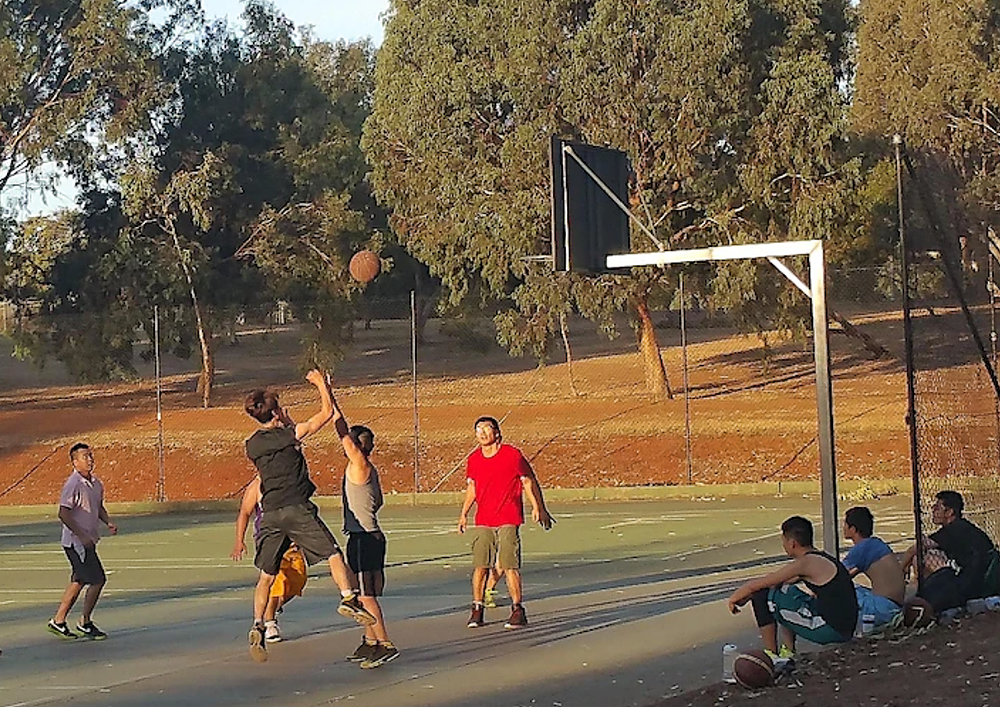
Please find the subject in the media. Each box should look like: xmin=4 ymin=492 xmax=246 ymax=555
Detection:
xmin=900 ymin=140 xmax=1000 ymax=557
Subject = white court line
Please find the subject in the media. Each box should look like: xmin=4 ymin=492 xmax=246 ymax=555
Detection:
xmin=598 ymin=515 xmax=709 ymax=529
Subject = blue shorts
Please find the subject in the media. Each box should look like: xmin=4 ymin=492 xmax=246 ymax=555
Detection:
xmin=855 ymin=585 xmax=901 ymax=626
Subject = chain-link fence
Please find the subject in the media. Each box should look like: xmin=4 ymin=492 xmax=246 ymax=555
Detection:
xmin=0 ymin=265 xmax=914 ymax=509
xmin=900 ymin=165 xmax=1000 ymax=548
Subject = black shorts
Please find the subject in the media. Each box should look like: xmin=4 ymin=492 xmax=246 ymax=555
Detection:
xmin=63 ymin=545 xmax=106 ymax=586
xmin=346 ymin=531 xmax=386 ymax=597
xmin=255 ymin=502 xmax=341 ymax=576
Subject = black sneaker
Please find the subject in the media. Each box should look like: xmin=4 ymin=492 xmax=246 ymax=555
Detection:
xmin=504 ymin=604 xmax=527 ymax=629
xmin=338 ymin=594 xmax=377 ymax=626
xmin=47 ymin=620 xmax=77 ymax=640
xmin=360 ymin=642 xmax=399 ymax=669
xmin=347 ymin=639 xmax=378 ymax=662
xmin=248 ymin=623 xmax=268 ymax=663
xmin=467 ymin=604 xmax=485 ymax=628
xmin=76 ymin=621 xmax=107 ymax=640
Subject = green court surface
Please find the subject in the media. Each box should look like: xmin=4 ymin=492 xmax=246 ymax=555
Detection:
xmin=0 ymin=494 xmax=914 ymax=707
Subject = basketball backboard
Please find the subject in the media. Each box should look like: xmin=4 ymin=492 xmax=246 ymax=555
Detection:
xmin=550 ymin=137 xmax=631 ymax=273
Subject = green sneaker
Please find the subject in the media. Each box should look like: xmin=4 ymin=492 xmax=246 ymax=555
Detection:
xmin=47 ymin=620 xmax=78 ymax=640
xmin=76 ymin=621 xmax=107 ymax=640
xmin=484 ymin=588 xmax=498 ymax=609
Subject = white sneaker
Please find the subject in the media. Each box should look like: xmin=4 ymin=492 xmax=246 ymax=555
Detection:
xmin=264 ymin=621 xmax=282 ymax=643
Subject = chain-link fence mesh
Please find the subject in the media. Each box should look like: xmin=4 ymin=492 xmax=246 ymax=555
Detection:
xmin=902 ymin=185 xmax=1000 ymax=547
xmin=1 ymin=265 xmax=915 ymax=510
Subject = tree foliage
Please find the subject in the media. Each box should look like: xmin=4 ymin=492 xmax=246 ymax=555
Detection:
xmin=4 ymin=2 xmax=384 ymax=401
xmin=0 ymin=0 xmax=172 ymax=205
xmin=854 ymin=0 xmax=1000 ymax=247
xmin=366 ymin=0 xmax=857 ymax=392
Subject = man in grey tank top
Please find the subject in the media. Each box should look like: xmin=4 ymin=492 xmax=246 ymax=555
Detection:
xmin=331 ymin=382 xmax=399 ymax=669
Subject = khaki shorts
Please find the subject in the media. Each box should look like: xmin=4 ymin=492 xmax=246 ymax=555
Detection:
xmin=470 ymin=525 xmax=521 ymax=571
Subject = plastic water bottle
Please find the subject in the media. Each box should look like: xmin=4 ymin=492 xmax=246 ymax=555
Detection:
xmin=940 ymin=607 xmax=962 ymax=624
xmin=855 ymin=613 xmax=875 ymax=637
xmin=967 ymin=598 xmax=988 ymax=615
xmin=862 ymin=613 xmax=876 ymax=636
xmin=722 ymin=644 xmax=739 ymax=683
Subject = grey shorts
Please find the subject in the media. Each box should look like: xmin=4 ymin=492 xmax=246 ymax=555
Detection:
xmin=470 ymin=525 xmax=521 ymax=571
xmin=255 ymin=502 xmax=341 ymax=576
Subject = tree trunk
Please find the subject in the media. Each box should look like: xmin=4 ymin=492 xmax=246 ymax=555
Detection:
xmin=194 ymin=311 xmax=214 ymax=408
xmin=559 ymin=313 xmax=581 ymax=397
xmin=413 ymin=273 xmax=439 ymax=345
xmin=635 ymin=298 xmax=673 ymax=400
xmin=168 ymin=219 xmax=215 ymax=408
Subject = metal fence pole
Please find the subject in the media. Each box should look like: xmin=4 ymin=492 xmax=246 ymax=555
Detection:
xmin=154 ymin=305 xmax=166 ymax=502
xmin=411 ymin=290 xmax=420 ymax=500
xmin=895 ymin=135 xmax=924 ymax=589
xmin=679 ymin=274 xmax=694 ymax=485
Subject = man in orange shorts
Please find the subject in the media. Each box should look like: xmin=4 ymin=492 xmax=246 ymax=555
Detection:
xmin=232 ymin=476 xmax=308 ymax=642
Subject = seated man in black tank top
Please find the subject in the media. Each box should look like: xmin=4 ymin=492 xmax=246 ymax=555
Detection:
xmin=728 ymin=516 xmax=858 ymax=664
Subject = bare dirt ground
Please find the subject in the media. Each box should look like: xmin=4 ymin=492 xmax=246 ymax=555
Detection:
xmin=658 ymin=612 xmax=1000 ymax=707
xmin=0 ymin=307 xmax=915 ymax=505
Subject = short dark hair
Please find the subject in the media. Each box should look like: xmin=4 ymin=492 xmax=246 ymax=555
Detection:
xmin=474 ymin=416 xmax=500 ymax=434
xmin=845 ymin=506 xmax=874 ymax=537
xmin=936 ymin=490 xmax=964 ymax=516
xmin=781 ymin=516 xmax=814 ymax=547
xmin=69 ymin=442 xmax=90 ymax=460
xmin=349 ymin=425 xmax=374 ymax=454
xmin=244 ymin=389 xmax=280 ymax=424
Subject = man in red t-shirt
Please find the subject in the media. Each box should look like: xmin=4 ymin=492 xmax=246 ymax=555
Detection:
xmin=458 ymin=416 xmax=554 ymax=629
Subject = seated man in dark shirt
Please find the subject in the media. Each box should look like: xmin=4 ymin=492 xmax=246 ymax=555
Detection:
xmin=902 ymin=490 xmax=999 ymax=613
xmin=728 ymin=516 xmax=858 ymax=666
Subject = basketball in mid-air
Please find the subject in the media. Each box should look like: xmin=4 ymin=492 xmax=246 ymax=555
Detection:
xmin=349 ymin=250 xmax=381 ymax=283
xmin=733 ymin=649 xmax=774 ymax=689
xmin=903 ymin=597 xmax=936 ymax=628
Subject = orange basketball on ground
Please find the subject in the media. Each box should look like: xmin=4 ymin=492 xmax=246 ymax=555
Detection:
xmin=349 ymin=250 xmax=381 ymax=283
xmin=733 ymin=649 xmax=774 ymax=689
xmin=903 ymin=597 xmax=936 ymax=628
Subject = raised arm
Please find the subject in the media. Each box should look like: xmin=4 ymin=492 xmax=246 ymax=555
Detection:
xmin=293 ymin=369 xmax=335 ymax=441
xmin=330 ymin=386 xmax=370 ymax=485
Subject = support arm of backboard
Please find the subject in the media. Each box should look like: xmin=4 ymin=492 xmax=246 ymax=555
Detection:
xmin=563 ymin=146 xmax=665 ymax=252
xmin=606 ymin=239 xmax=839 ymax=555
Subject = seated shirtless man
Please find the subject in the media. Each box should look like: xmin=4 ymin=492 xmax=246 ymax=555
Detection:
xmin=843 ymin=506 xmax=904 ymax=628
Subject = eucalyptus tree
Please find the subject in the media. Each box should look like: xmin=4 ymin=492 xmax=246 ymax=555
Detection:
xmin=854 ymin=0 xmax=1000 ymax=261
xmin=366 ymin=0 xmax=855 ymax=396
xmin=0 ymin=0 xmax=177 ymax=205
xmin=123 ymin=5 xmax=382 ymax=405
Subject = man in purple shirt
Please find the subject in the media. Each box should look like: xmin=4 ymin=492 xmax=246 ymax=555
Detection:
xmin=47 ymin=443 xmax=117 ymax=640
